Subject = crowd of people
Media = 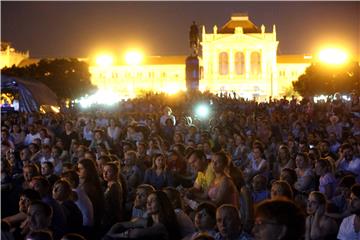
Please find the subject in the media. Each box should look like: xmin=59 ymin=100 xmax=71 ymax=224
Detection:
xmin=1 ymin=91 xmax=360 ymax=240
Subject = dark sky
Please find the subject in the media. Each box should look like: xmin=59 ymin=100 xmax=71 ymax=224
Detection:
xmin=1 ymin=1 xmax=359 ymax=58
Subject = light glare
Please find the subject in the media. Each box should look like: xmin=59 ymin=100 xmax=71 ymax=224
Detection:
xmin=96 ymin=55 xmax=113 ymax=67
xmin=195 ymin=104 xmax=210 ymax=119
xmin=318 ymin=48 xmax=348 ymax=65
xmin=125 ymin=51 xmax=143 ymax=65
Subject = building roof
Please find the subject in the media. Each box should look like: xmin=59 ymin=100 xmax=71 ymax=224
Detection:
xmin=219 ymin=13 xmax=261 ymax=34
xmin=277 ymin=55 xmax=313 ymax=64
xmin=142 ymin=56 xmax=187 ymax=65
xmin=114 ymin=55 xmax=187 ymax=65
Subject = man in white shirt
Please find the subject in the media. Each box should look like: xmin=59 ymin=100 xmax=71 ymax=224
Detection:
xmin=338 ymin=184 xmax=360 ymax=240
xmin=24 ymin=124 xmax=41 ymax=146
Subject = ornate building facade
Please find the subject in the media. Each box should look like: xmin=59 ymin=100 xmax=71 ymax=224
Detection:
xmin=89 ymin=13 xmax=311 ymax=99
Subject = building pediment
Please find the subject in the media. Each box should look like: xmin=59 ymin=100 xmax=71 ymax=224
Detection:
xmin=202 ymin=33 xmax=274 ymax=48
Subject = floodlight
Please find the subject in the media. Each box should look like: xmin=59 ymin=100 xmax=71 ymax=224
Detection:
xmin=195 ymin=104 xmax=210 ymax=119
xmin=318 ymin=48 xmax=348 ymax=65
xmin=125 ymin=51 xmax=143 ymax=65
xmin=96 ymin=55 xmax=114 ymax=67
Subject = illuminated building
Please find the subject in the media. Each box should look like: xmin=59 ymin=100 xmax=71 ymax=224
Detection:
xmin=89 ymin=13 xmax=312 ymax=99
xmin=0 ymin=42 xmax=30 ymax=69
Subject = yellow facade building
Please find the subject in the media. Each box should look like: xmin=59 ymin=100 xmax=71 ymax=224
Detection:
xmin=89 ymin=13 xmax=312 ymax=99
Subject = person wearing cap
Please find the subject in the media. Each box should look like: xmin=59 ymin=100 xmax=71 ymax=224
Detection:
xmin=338 ymin=184 xmax=360 ymax=239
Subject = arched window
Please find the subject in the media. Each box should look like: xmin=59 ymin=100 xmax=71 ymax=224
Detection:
xmin=219 ymin=52 xmax=229 ymax=75
xmin=234 ymin=52 xmax=245 ymax=75
xmin=250 ymin=51 xmax=261 ymax=75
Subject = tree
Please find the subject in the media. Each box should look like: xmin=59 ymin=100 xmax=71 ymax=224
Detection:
xmin=2 ymin=58 xmax=97 ymax=99
xmin=292 ymin=61 xmax=360 ymax=97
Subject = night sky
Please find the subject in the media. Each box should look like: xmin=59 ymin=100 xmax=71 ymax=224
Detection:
xmin=1 ymin=1 xmax=359 ymax=59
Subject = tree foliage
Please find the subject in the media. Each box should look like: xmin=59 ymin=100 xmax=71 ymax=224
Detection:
xmin=292 ymin=61 xmax=360 ymax=97
xmin=2 ymin=58 xmax=97 ymax=99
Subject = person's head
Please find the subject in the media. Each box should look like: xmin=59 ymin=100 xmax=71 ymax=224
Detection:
xmin=163 ymin=187 xmax=183 ymax=210
xmin=270 ymin=180 xmax=293 ymax=200
xmin=96 ymin=155 xmax=111 ymax=176
xmin=211 ymin=151 xmax=229 ymax=174
xmin=306 ymin=191 xmax=326 ymax=215
xmin=336 ymin=174 xmax=356 ymax=198
xmin=39 ymin=128 xmax=49 ymax=138
xmin=20 ymin=147 xmax=31 ymax=161
xmin=152 ymin=153 xmax=167 ymax=170
xmin=27 ymin=201 xmax=53 ymax=231
xmin=41 ymin=162 xmax=54 ymax=177
xmin=133 ymin=184 xmax=155 ymax=210
xmin=62 ymin=163 xmax=74 ymax=173
xmin=279 ymin=168 xmax=297 ymax=186
xmin=41 ymin=145 xmax=52 ymax=158
xmin=278 ymin=145 xmax=290 ymax=163
xmin=341 ymin=143 xmax=354 ymax=161
xmin=187 ymin=149 xmax=207 ymax=172
xmin=64 ymin=121 xmax=73 ymax=132
xmin=319 ymin=140 xmax=330 ymax=154
xmin=61 ymin=233 xmax=86 ymax=240
xmin=94 ymin=129 xmax=104 ymax=141
xmin=52 ymin=179 xmax=72 ymax=202
xmin=252 ymin=174 xmax=267 ymax=192
xmin=216 ymin=204 xmax=242 ymax=239
xmin=350 ymin=184 xmax=360 ymax=216
xmin=83 ymin=151 xmax=96 ymax=162
xmin=28 ymin=124 xmax=37 ymax=134
xmin=194 ymin=202 xmax=217 ymax=231
xmin=19 ymin=189 xmax=41 ymax=213
xmin=315 ymin=158 xmax=332 ymax=176
xmin=124 ymin=150 xmax=137 ymax=166
xmin=26 ymin=230 xmax=53 ymax=240
xmin=29 ymin=143 xmax=40 ymax=154
xmin=163 ymin=106 xmax=172 ymax=116
xmin=252 ymin=144 xmax=264 ymax=160
xmin=51 ymin=146 xmax=61 ymax=159
xmin=295 ymin=152 xmax=309 ymax=169
xmin=253 ymin=199 xmax=305 ymax=240
xmin=103 ymin=162 xmax=119 ymax=183
xmin=146 ymin=190 xmax=178 ymax=229
xmin=30 ymin=176 xmax=50 ymax=198
xmin=136 ymin=141 xmax=147 ymax=154
xmin=77 ymin=158 xmax=98 ymax=181
xmin=173 ymin=132 xmax=184 ymax=144
xmin=23 ymin=164 xmax=40 ymax=182
xmin=61 ymin=170 xmax=79 ymax=188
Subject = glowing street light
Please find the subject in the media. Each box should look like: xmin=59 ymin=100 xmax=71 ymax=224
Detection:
xmin=125 ymin=51 xmax=143 ymax=65
xmin=318 ymin=48 xmax=348 ymax=65
xmin=96 ymin=55 xmax=114 ymax=67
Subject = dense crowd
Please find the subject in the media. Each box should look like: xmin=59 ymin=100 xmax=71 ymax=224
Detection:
xmin=1 ymin=91 xmax=360 ymax=240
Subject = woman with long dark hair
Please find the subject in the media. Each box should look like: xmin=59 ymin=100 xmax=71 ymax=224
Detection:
xmin=77 ymin=159 xmax=105 ymax=227
xmin=105 ymin=190 xmax=181 ymax=240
